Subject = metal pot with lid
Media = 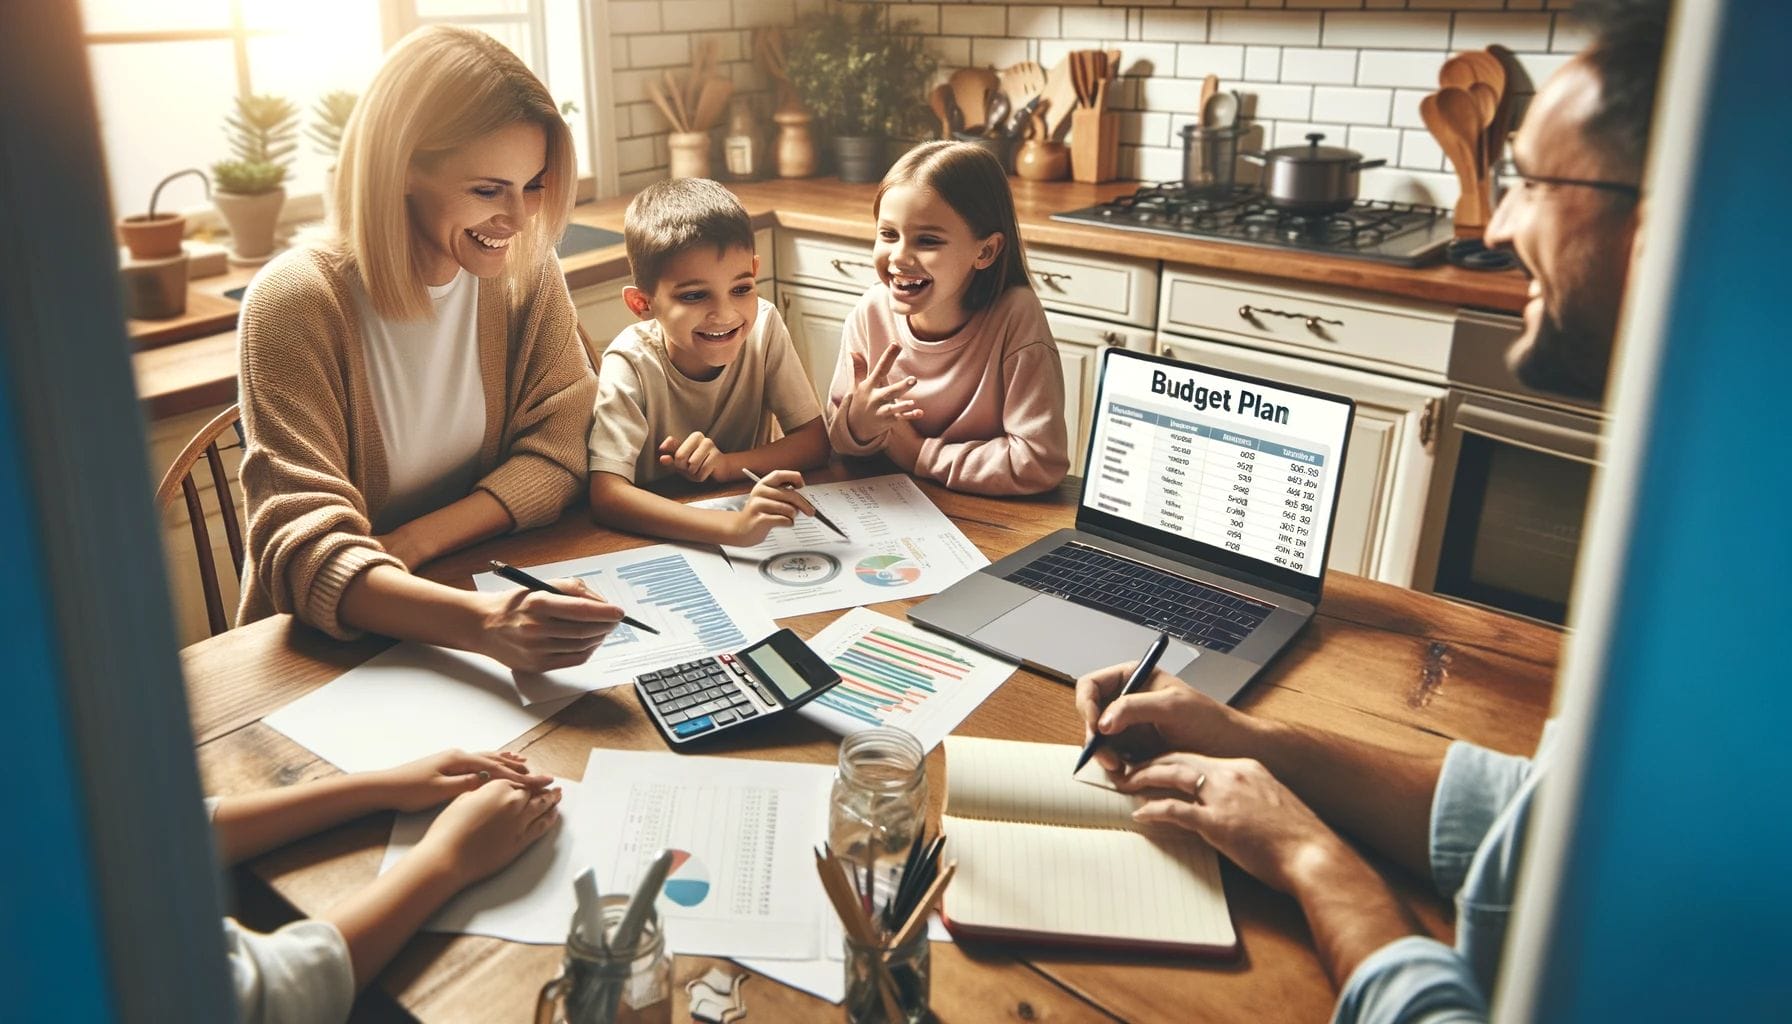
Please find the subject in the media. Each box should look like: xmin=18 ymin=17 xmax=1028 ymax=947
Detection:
xmin=1240 ymin=133 xmax=1387 ymax=215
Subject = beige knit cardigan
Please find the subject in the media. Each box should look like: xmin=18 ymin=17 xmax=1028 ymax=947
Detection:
xmin=235 ymin=245 xmax=597 ymax=639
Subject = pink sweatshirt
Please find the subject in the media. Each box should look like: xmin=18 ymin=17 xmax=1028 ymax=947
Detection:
xmin=826 ymin=282 xmax=1070 ymax=495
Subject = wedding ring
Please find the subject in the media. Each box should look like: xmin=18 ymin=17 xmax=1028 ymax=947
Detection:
xmin=478 ymin=770 xmax=492 ymax=782
xmin=1193 ymin=772 xmax=1207 ymax=799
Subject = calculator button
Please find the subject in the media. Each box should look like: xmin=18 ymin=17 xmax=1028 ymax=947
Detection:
xmin=714 ymin=709 xmax=738 ymax=725
xmin=661 ymin=709 xmax=687 ymax=725
xmin=673 ymin=715 xmax=715 ymax=737
xmin=645 ymin=679 xmax=671 ymax=694
xmin=733 ymin=704 xmax=758 ymax=718
xmin=705 ymin=698 xmax=733 ymax=714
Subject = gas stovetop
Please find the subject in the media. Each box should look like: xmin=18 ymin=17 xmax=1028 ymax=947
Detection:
xmin=1052 ymin=183 xmax=1456 ymax=267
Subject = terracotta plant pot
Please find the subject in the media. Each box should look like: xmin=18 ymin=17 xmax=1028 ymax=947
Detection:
xmin=214 ymin=188 xmax=286 ymax=264
xmin=119 ymin=213 xmax=186 ymax=260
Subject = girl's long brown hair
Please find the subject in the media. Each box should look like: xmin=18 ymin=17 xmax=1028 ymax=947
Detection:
xmin=874 ymin=141 xmax=1031 ymax=311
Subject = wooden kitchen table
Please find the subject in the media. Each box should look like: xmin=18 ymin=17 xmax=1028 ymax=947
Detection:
xmin=182 ymin=465 xmax=1560 ymax=1023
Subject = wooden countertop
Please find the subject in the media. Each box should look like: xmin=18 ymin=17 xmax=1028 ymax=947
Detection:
xmin=182 ymin=467 xmax=1558 ymax=1023
xmin=131 ymin=176 xmax=1528 ymax=419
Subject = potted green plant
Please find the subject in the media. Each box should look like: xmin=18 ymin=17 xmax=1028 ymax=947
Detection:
xmin=306 ymin=90 xmax=357 ymax=222
xmin=211 ymin=93 xmax=298 ymax=264
xmin=118 ymin=167 xmax=208 ymax=260
xmin=784 ymin=6 xmax=935 ymax=183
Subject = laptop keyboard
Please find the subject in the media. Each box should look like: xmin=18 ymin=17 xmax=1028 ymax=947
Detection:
xmin=1007 ymin=543 xmax=1274 ymax=654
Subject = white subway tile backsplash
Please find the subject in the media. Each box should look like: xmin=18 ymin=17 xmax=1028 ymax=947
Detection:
xmin=972 ymin=36 xmax=1031 ymax=68
xmin=1399 ymin=129 xmax=1446 ymax=172
xmin=942 ymin=6 xmax=1007 ymax=37
xmin=661 ymin=0 xmax=733 ymax=32
xmin=1452 ymin=14 xmax=1553 ymax=52
xmin=1358 ymin=50 xmax=1446 ymax=90
xmin=1313 ymin=86 xmax=1392 ymax=125
xmin=1210 ymin=11 xmax=1322 ymax=47
xmin=1007 ymin=7 xmax=1060 ymax=40
xmin=1391 ymin=89 xmax=1431 ymax=130
xmin=888 ymin=4 xmax=942 ymax=35
xmin=1245 ymin=82 xmax=1314 ymax=120
xmin=1279 ymin=48 xmax=1357 ymax=85
xmin=1346 ymin=125 xmax=1401 ymax=165
xmin=609 ymin=1 xmax=662 ymax=36
xmin=1175 ymin=44 xmax=1245 ymax=80
xmin=1061 ymin=7 xmax=1129 ymax=41
xmin=1320 ymin=12 xmax=1450 ymax=50
xmin=1244 ymin=46 xmax=1280 ymax=82
xmin=605 ymin=1 xmax=1573 ymax=186
xmin=1141 ymin=10 xmax=1209 ymax=43
xmin=1114 ymin=41 xmax=1176 ymax=76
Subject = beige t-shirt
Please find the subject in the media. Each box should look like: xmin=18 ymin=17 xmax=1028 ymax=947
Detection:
xmin=588 ymin=297 xmax=822 ymax=484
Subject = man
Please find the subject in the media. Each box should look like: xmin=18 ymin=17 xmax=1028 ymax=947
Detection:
xmin=1073 ymin=2 xmax=1668 ymax=1020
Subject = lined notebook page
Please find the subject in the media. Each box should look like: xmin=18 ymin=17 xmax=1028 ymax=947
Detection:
xmin=941 ymin=736 xmax=1235 ymax=951
xmin=944 ymin=735 xmax=1142 ymax=830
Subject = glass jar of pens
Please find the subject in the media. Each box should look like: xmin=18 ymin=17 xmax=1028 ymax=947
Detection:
xmin=537 ymin=859 xmax=674 ymax=1024
xmin=823 ymin=726 xmax=952 ymax=1023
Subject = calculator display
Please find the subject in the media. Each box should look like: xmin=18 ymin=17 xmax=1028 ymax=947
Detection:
xmin=740 ymin=643 xmax=813 ymax=700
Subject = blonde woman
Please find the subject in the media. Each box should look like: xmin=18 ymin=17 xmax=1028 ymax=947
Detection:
xmin=237 ymin=26 xmax=618 ymax=672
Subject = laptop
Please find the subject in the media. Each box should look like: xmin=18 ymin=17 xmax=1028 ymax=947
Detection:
xmin=909 ymin=347 xmax=1355 ymax=703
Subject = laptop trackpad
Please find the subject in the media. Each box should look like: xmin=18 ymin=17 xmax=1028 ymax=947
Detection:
xmin=972 ymin=596 xmax=1198 ymax=681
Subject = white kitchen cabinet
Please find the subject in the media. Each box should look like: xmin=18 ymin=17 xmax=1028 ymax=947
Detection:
xmin=777 ymin=282 xmax=857 ymax=402
xmin=1044 ymin=311 xmax=1153 ymax=476
xmin=1156 ymin=335 xmax=1443 ymax=585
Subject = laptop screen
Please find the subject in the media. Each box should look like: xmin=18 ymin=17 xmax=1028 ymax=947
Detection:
xmin=1078 ymin=348 xmax=1354 ymax=589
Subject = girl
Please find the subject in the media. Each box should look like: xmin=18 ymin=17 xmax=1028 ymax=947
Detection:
xmin=824 ymin=141 xmax=1070 ymax=495
xmin=212 ymin=748 xmax=561 ymax=1022
xmin=236 ymin=26 xmax=620 ymax=672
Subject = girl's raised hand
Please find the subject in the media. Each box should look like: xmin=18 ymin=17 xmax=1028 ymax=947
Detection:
xmin=371 ymin=749 xmax=553 ymax=813
xmin=844 ymin=345 xmax=924 ymax=446
xmin=728 ymin=469 xmax=804 ymax=545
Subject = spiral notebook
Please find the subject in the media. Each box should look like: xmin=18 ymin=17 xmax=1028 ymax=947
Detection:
xmin=938 ymin=736 xmax=1238 ymax=956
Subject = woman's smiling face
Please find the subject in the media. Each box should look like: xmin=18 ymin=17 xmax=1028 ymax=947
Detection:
xmin=406 ymin=120 xmax=547 ymax=286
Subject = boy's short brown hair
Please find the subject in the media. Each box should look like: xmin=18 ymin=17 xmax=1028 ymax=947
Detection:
xmin=623 ymin=178 xmax=755 ymax=293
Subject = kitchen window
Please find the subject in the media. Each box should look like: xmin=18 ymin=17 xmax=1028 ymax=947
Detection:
xmin=81 ymin=0 xmax=606 ymax=224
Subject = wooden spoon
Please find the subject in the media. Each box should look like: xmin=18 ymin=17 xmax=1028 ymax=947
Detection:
xmin=662 ymin=70 xmax=692 ymax=133
xmin=949 ymin=66 xmax=998 ymax=133
xmin=1483 ymin=45 xmax=1519 ymax=164
xmin=1467 ymin=81 xmax=1499 ymax=168
xmin=690 ymin=76 xmax=734 ymax=132
xmin=1423 ymin=89 xmax=1487 ymax=230
xmin=1198 ymin=73 xmax=1219 ymax=115
xmin=646 ymin=77 xmax=687 ymax=133
xmin=1439 ymin=51 xmax=1479 ymax=91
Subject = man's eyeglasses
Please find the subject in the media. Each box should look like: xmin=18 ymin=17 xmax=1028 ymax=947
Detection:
xmin=1495 ymin=159 xmax=1641 ymax=199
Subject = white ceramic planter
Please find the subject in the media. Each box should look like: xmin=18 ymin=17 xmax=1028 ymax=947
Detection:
xmin=214 ymin=187 xmax=286 ymax=264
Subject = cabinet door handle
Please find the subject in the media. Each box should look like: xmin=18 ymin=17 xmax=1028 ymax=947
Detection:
xmin=829 ymin=258 xmax=876 ymax=275
xmin=1101 ymin=331 xmax=1124 ymax=348
xmin=1238 ymin=304 xmax=1343 ymax=336
xmin=778 ymin=290 xmax=792 ymax=318
xmin=1034 ymin=270 xmax=1074 ymax=288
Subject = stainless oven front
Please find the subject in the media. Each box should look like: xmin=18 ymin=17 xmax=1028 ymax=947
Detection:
xmin=1414 ymin=314 xmax=1606 ymax=627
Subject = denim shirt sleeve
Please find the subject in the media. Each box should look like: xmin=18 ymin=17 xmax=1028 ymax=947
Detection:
xmin=1429 ymin=740 xmax=1536 ymax=898
xmin=1330 ymin=936 xmax=1490 ymax=1024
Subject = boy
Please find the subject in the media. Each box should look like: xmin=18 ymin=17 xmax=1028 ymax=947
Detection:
xmin=588 ymin=178 xmax=830 ymax=544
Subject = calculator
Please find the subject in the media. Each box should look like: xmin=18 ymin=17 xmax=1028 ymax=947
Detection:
xmin=635 ymin=628 xmax=842 ymax=746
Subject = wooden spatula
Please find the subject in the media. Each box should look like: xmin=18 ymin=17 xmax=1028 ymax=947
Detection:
xmin=690 ymin=76 xmax=734 ymax=132
xmin=949 ymin=66 xmax=998 ymax=134
xmin=1423 ymin=89 xmax=1487 ymax=231
xmin=1040 ymin=56 xmax=1079 ymax=140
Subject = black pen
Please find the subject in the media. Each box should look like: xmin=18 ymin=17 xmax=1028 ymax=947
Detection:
xmin=1072 ymin=631 xmax=1171 ymax=776
xmin=488 ymin=560 xmax=660 ymax=635
xmin=740 ymin=467 xmax=849 ymax=540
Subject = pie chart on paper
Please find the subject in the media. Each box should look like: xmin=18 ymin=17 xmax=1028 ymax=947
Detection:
xmin=855 ymin=554 xmax=922 ymax=587
xmin=661 ymin=849 xmax=711 ymax=908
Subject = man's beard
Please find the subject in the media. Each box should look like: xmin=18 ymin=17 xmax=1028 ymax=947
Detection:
xmin=1512 ymin=302 xmax=1613 ymax=402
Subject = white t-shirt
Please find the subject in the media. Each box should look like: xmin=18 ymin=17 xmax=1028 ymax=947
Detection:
xmin=355 ymin=269 xmax=487 ymax=533
xmin=587 ymin=298 xmax=822 ymax=484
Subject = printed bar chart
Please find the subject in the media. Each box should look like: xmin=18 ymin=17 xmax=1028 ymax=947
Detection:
xmin=801 ymin=609 xmax=1017 ymax=751
xmin=615 ymin=552 xmax=745 ymax=653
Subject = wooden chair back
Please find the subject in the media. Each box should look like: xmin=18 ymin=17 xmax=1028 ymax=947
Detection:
xmin=576 ymin=322 xmax=603 ymax=374
xmin=154 ymin=404 xmax=245 ymax=637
